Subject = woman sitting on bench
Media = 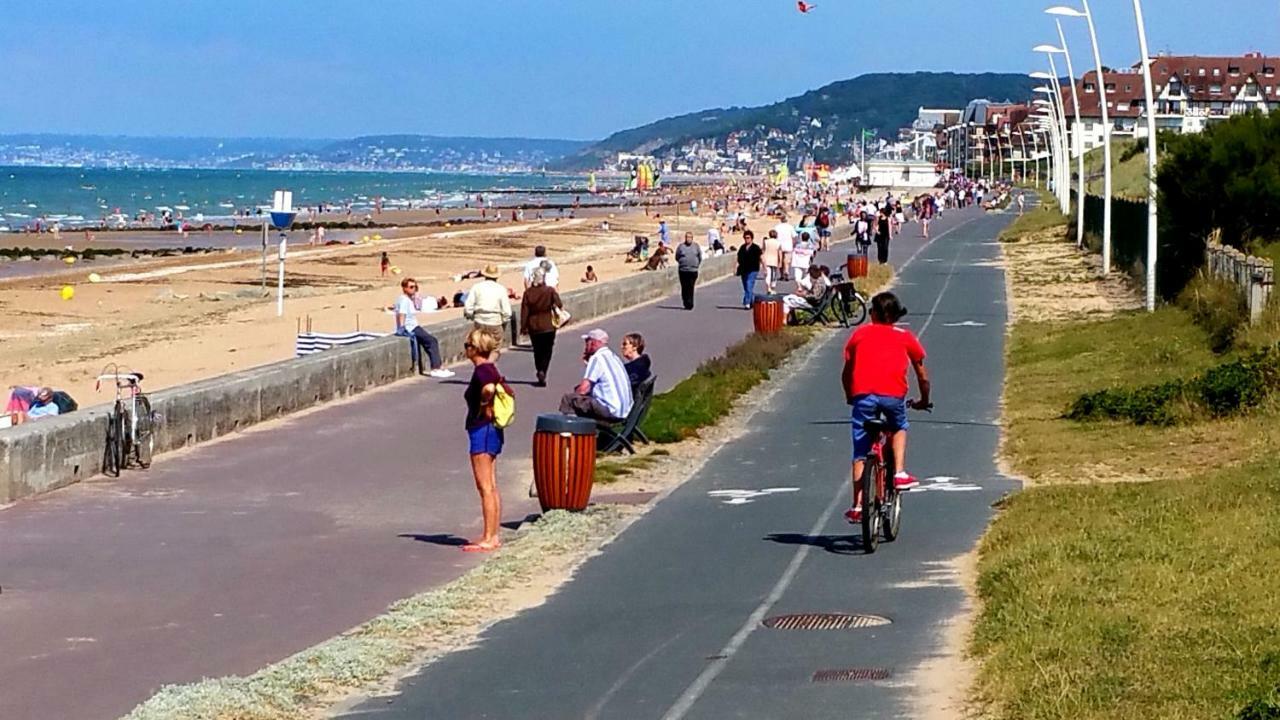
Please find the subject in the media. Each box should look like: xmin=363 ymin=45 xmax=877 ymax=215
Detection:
xmin=783 ymin=265 xmax=832 ymax=319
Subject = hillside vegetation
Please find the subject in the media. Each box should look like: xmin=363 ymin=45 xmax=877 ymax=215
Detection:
xmin=555 ymin=72 xmax=1036 ymax=169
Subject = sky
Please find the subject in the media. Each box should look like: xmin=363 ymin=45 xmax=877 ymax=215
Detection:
xmin=2 ymin=0 xmax=1275 ymax=141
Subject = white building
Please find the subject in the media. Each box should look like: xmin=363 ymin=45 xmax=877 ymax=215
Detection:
xmin=1066 ymin=53 xmax=1276 ymax=154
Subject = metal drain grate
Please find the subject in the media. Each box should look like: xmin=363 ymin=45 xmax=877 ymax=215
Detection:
xmin=762 ymin=613 xmax=891 ymax=630
xmin=812 ymin=668 xmax=892 ymax=683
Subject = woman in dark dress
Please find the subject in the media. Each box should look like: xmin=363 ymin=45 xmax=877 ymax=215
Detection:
xmin=519 ymin=267 xmax=563 ymax=386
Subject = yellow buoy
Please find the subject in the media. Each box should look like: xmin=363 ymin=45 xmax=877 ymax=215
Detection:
xmin=373 ymin=234 xmax=383 ymax=241
xmin=88 ymin=273 xmax=102 ymax=283
xmin=234 ymin=228 xmax=244 ymax=235
xmin=63 ymin=256 xmax=76 ymax=265
xmin=60 ymin=285 xmax=75 ymax=300
xmin=390 ymin=266 xmax=402 ymax=275
xmin=361 ymin=235 xmax=370 ymax=243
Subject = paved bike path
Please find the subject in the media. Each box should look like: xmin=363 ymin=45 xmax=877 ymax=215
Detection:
xmin=338 ymin=208 xmax=1017 ymax=719
xmin=0 ymin=206 xmax=982 ymax=720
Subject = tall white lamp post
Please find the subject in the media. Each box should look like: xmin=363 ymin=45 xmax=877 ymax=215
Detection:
xmin=1032 ymin=89 xmax=1067 ymax=212
xmin=1048 ymin=1 xmax=1113 ymax=272
xmin=1044 ymin=27 xmax=1085 ymax=248
xmin=1133 ymin=0 xmax=1158 ymax=311
xmin=270 ymin=190 xmax=298 ymax=318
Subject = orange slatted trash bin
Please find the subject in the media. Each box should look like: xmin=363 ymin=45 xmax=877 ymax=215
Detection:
xmin=532 ymin=414 xmax=598 ymax=512
xmin=846 ymin=252 xmax=869 ymax=279
xmin=752 ymin=294 xmax=785 ymax=334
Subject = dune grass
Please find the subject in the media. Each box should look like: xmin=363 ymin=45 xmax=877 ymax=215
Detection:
xmin=978 ymin=251 xmax=1280 ymax=718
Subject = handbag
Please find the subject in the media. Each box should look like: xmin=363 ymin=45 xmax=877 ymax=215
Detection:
xmin=552 ymin=306 xmax=572 ymax=328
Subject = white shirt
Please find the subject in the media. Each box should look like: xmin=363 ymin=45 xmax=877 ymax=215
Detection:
xmin=391 ymin=293 xmax=437 ymax=333
xmin=773 ymin=222 xmax=796 ymax=253
xmin=791 ymin=239 xmax=815 ymax=269
xmin=584 ymin=347 xmax=633 ymax=419
xmin=523 ymin=257 xmax=560 ymax=288
xmin=464 ymin=279 xmax=512 ymax=327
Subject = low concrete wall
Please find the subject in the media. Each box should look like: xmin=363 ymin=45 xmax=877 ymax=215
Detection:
xmin=0 ymin=252 xmax=740 ymax=503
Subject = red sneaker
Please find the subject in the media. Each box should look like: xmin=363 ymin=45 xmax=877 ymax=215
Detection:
xmin=893 ymin=473 xmax=919 ymax=491
xmin=844 ymin=506 xmax=862 ymax=524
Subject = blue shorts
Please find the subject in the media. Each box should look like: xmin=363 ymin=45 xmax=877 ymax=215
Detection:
xmin=850 ymin=394 xmax=909 ymax=459
xmin=467 ymin=423 xmax=504 ymax=456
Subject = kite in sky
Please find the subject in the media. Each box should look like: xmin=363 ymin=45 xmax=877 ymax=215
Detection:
xmin=797 ymin=1 xmax=815 ymax=13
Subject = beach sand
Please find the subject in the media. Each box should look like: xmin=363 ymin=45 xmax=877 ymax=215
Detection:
xmin=1 ymin=196 xmax=777 ymax=399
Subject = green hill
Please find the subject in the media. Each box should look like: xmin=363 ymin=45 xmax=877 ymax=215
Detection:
xmin=555 ymin=72 xmax=1036 ymax=170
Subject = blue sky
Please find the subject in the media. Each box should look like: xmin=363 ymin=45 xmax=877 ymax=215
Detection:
xmin=2 ymin=0 xmax=1274 ymax=140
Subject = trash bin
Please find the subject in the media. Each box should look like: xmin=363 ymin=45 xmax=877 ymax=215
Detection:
xmin=752 ymin=294 xmax=785 ymax=334
xmin=846 ymin=252 xmax=869 ymax=279
xmin=532 ymin=414 xmax=598 ymax=512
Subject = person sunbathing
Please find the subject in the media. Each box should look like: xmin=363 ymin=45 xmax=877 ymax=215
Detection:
xmin=582 ymin=265 xmax=598 ymax=283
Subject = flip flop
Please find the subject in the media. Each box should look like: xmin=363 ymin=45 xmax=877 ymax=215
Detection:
xmin=461 ymin=542 xmax=500 ymax=553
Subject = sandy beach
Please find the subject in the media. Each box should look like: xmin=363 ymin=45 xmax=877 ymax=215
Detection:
xmin=1 ymin=190 xmax=789 ymax=399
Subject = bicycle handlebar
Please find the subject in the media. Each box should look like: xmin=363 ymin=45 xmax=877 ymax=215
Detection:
xmin=97 ymin=374 xmax=142 ymax=382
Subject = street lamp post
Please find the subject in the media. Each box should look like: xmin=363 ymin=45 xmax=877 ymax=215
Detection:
xmin=1133 ymin=0 xmax=1158 ymax=311
xmin=1032 ymin=91 xmax=1066 ymax=212
xmin=1033 ymin=53 xmax=1071 ymax=214
xmin=1048 ymin=2 xmax=1113 ymax=273
xmin=1047 ymin=25 xmax=1085 ymax=248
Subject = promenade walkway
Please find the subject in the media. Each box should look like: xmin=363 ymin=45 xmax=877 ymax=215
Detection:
xmin=0 ymin=208 xmax=981 ymax=719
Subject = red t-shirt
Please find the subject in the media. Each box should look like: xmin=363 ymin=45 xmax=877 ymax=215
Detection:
xmin=842 ymin=323 xmax=926 ymax=398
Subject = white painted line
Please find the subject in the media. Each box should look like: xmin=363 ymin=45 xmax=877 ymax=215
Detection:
xmin=662 ymin=480 xmax=849 ymax=720
xmin=942 ymin=320 xmax=986 ymax=327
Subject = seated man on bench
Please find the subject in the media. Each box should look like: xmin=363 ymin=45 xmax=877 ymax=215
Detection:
xmin=559 ymin=328 xmax=634 ymax=423
xmin=783 ymin=265 xmax=832 ymax=320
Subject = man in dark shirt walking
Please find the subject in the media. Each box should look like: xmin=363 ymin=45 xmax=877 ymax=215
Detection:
xmin=675 ymin=231 xmax=703 ymax=310
xmin=735 ymin=229 xmax=763 ymax=309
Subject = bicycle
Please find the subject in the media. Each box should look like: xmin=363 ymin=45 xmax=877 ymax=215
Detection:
xmin=858 ymin=403 xmax=930 ymax=554
xmin=97 ymin=365 xmax=156 ymax=476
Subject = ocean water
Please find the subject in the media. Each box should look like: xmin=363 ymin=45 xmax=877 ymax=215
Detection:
xmin=0 ymin=166 xmax=591 ymax=230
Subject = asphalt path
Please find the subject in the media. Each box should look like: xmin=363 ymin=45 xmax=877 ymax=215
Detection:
xmin=0 ymin=207 xmax=982 ymax=720
xmin=337 ymin=205 xmax=1019 ymax=719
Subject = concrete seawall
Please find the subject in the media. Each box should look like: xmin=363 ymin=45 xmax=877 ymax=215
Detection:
xmin=0 ymin=252 xmax=739 ymax=503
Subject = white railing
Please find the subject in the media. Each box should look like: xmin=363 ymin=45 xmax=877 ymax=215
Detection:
xmin=1205 ymin=239 xmax=1274 ymax=323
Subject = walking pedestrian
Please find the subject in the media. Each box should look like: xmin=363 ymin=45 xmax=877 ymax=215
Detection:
xmin=736 ymin=229 xmax=762 ymax=309
xmin=463 ymin=263 xmax=513 ymax=348
xmin=380 ymin=251 xmax=390 ymax=277
xmin=462 ymin=328 xmax=508 ymax=552
xmin=762 ymin=229 xmax=783 ymax=293
xmin=519 ymin=267 xmax=563 ymax=387
xmin=675 ymin=231 xmax=702 ymax=310
xmin=394 ymin=278 xmax=455 ymax=379
xmin=875 ymin=206 xmax=892 ymax=265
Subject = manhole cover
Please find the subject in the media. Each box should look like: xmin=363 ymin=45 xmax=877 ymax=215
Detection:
xmin=762 ymin=613 xmax=891 ymax=630
xmin=812 ymin=668 xmax=892 ymax=683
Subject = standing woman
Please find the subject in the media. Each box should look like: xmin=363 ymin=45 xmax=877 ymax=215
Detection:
xmin=462 ymin=328 xmax=507 ymax=552
xmin=875 ymin=205 xmax=892 ymax=265
xmin=520 ymin=266 xmax=563 ymax=387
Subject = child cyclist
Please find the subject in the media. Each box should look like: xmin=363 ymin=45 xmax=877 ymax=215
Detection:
xmin=840 ymin=292 xmax=931 ymax=523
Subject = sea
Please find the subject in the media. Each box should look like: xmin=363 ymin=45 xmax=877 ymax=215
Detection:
xmin=0 ymin=166 xmax=594 ymax=231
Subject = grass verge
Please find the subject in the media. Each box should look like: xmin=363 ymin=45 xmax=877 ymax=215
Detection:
xmin=123 ymin=507 xmax=636 ymax=720
xmin=978 ymin=225 xmax=1280 ymax=717
xmin=999 ymin=189 xmax=1066 ymax=243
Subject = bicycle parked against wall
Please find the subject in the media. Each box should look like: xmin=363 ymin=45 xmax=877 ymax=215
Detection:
xmin=97 ymin=365 xmax=157 ymax=476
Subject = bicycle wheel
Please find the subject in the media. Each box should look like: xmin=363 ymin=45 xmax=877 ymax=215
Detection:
xmin=860 ymin=455 xmax=881 ymax=554
xmin=102 ymin=412 xmax=122 ymax=477
xmin=845 ymin=293 xmax=868 ymax=326
xmin=833 ymin=293 xmax=849 ymax=327
xmin=116 ymin=402 xmax=133 ymax=471
xmin=133 ymin=395 xmax=155 ymax=469
xmin=882 ymin=478 xmax=902 ymax=542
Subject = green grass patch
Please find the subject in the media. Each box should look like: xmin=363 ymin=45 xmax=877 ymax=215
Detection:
xmin=639 ymin=327 xmax=814 ymax=443
xmin=973 ymin=461 xmax=1280 ymax=720
xmin=1083 ymin=140 xmax=1152 ymax=198
xmin=595 ymin=448 xmax=670 ymax=484
xmin=999 ymin=189 xmax=1066 ymax=243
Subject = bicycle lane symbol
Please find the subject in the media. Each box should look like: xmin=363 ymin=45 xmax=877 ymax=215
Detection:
xmin=904 ymin=476 xmax=982 ymax=493
xmin=707 ymin=488 xmax=800 ymax=505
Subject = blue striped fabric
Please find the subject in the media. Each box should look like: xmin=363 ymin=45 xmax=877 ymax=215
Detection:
xmin=294 ymin=332 xmax=388 ymax=357
xmin=584 ymin=347 xmax=633 ymax=419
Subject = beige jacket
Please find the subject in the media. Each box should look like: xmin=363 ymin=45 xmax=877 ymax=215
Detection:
xmin=464 ymin=279 xmax=512 ymax=327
